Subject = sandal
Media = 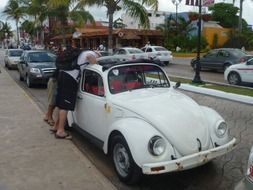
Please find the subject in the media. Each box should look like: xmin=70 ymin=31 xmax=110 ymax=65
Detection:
xmin=55 ymin=132 xmax=72 ymax=140
xmin=47 ymin=120 xmax=55 ymax=126
xmin=49 ymin=128 xmax=57 ymax=133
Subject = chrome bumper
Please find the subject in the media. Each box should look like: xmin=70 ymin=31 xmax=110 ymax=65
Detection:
xmin=142 ymin=137 xmax=237 ymax=174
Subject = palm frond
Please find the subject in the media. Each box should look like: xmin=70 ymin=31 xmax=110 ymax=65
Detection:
xmin=122 ymin=0 xmax=150 ymax=29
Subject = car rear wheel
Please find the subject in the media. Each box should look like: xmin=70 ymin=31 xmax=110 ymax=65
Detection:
xmin=111 ymin=135 xmax=142 ymax=184
xmin=228 ymin=72 xmax=241 ymax=85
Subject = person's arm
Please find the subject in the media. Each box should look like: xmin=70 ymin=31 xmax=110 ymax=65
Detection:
xmin=86 ymin=53 xmax=98 ymax=64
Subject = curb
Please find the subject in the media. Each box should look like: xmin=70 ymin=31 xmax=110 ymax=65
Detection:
xmin=179 ymin=83 xmax=253 ymax=105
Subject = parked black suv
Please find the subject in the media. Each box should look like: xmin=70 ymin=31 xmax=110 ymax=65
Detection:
xmin=18 ymin=50 xmax=56 ymax=87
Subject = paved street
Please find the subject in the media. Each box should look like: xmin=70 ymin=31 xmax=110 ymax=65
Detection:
xmin=0 ymin=49 xmax=253 ymax=190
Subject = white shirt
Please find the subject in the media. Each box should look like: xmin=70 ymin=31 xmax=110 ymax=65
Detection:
xmin=64 ymin=50 xmax=97 ymax=81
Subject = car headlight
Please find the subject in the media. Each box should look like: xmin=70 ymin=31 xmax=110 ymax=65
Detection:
xmin=216 ymin=121 xmax=227 ymax=137
xmin=148 ymin=136 xmax=166 ymax=156
xmin=30 ymin=68 xmax=41 ymax=74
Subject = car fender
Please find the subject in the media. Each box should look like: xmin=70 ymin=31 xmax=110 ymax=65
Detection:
xmin=103 ymin=117 xmax=175 ymax=167
xmin=200 ymin=106 xmax=230 ymax=145
xmin=67 ymin=111 xmax=74 ymax=127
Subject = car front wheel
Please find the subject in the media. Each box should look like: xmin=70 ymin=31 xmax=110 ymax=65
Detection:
xmin=228 ymin=72 xmax=241 ymax=85
xmin=19 ymin=72 xmax=24 ymax=81
xmin=26 ymin=75 xmax=33 ymax=88
xmin=111 ymin=135 xmax=142 ymax=185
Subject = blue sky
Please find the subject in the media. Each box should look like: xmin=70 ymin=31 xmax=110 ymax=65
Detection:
xmin=1 ymin=0 xmax=253 ymax=29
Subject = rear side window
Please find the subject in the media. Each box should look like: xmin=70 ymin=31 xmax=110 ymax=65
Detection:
xmin=154 ymin=47 xmax=167 ymax=51
xmin=146 ymin=48 xmax=153 ymax=52
xmin=82 ymin=70 xmax=104 ymax=97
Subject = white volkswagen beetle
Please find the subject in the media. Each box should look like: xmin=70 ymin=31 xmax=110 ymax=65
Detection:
xmin=67 ymin=60 xmax=236 ymax=184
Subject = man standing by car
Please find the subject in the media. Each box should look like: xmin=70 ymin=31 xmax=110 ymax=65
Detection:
xmin=51 ymin=45 xmax=101 ymax=139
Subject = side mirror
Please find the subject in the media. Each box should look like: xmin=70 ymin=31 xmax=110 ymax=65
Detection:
xmin=173 ymin=82 xmax=181 ymax=89
xmin=19 ymin=60 xmax=25 ymax=64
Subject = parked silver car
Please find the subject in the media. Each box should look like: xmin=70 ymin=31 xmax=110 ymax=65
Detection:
xmin=17 ymin=50 xmax=56 ymax=88
xmin=113 ymin=47 xmax=149 ymax=61
xmin=4 ymin=49 xmax=23 ymax=69
xmin=141 ymin=45 xmax=173 ymax=65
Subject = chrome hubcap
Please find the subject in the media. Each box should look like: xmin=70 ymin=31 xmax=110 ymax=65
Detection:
xmin=229 ymin=74 xmax=239 ymax=84
xmin=113 ymin=143 xmax=130 ymax=177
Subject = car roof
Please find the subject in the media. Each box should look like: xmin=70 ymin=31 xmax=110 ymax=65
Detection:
xmin=213 ymin=48 xmax=243 ymax=51
xmin=86 ymin=59 xmax=161 ymax=72
xmin=7 ymin=49 xmax=23 ymax=51
xmin=25 ymin=50 xmax=54 ymax=54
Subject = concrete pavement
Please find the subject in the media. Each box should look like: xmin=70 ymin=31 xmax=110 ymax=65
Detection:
xmin=0 ymin=65 xmax=117 ymax=190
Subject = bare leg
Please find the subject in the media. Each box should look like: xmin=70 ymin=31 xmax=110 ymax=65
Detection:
xmin=47 ymin=105 xmax=55 ymax=121
xmin=56 ymin=109 xmax=68 ymax=136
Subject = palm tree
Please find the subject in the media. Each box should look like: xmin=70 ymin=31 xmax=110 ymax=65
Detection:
xmin=0 ymin=22 xmax=12 ymax=40
xmin=49 ymin=0 xmax=159 ymax=52
xmin=3 ymin=0 xmax=26 ymax=46
xmin=25 ymin=0 xmax=49 ymax=45
xmin=47 ymin=0 xmax=94 ymax=45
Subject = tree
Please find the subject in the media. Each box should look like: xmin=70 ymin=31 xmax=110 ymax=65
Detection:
xmin=25 ymin=0 xmax=50 ymax=45
xmin=208 ymin=3 xmax=239 ymax=28
xmin=47 ymin=0 xmax=94 ymax=45
xmin=3 ymin=0 xmax=26 ymax=46
xmin=20 ymin=20 xmax=36 ymax=39
xmin=0 ymin=22 xmax=12 ymax=40
xmin=156 ymin=15 xmax=194 ymax=51
xmin=52 ymin=0 xmax=159 ymax=53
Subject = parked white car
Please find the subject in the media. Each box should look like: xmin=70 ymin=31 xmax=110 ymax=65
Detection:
xmin=234 ymin=146 xmax=253 ymax=190
xmin=4 ymin=49 xmax=24 ymax=69
xmin=224 ymin=57 xmax=253 ymax=85
xmin=67 ymin=60 xmax=236 ymax=184
xmin=112 ymin=47 xmax=149 ymax=61
xmin=141 ymin=45 xmax=173 ymax=65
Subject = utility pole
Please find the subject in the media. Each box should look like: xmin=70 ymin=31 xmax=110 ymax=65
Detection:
xmin=192 ymin=0 xmax=203 ymax=83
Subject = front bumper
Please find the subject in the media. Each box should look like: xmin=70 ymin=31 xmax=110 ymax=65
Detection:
xmin=142 ymin=137 xmax=236 ymax=174
xmin=29 ymin=73 xmax=51 ymax=85
xmin=8 ymin=62 xmax=18 ymax=69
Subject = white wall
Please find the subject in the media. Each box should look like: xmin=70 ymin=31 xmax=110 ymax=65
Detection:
xmin=121 ymin=10 xmax=172 ymax=30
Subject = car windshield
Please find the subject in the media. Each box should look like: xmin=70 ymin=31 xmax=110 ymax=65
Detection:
xmin=108 ymin=64 xmax=170 ymax=94
xmin=154 ymin=47 xmax=167 ymax=51
xmin=127 ymin=48 xmax=144 ymax=54
xmin=28 ymin=52 xmax=56 ymax=63
xmin=9 ymin=50 xmax=23 ymax=57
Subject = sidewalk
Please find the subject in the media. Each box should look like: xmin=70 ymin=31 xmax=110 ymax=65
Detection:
xmin=0 ymin=65 xmax=116 ymax=190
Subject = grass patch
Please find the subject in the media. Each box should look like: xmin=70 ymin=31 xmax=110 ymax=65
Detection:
xmin=203 ymin=84 xmax=253 ymax=97
xmin=172 ymin=52 xmax=205 ymax=58
xmin=170 ymin=76 xmax=253 ymax=97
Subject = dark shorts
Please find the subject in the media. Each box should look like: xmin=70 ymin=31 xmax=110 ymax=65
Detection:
xmin=56 ymin=71 xmax=78 ymax=111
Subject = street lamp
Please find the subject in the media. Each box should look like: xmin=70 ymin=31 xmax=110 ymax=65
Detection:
xmin=172 ymin=0 xmax=182 ymax=33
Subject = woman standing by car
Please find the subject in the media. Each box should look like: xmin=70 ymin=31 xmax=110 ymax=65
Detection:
xmin=44 ymin=69 xmax=58 ymax=126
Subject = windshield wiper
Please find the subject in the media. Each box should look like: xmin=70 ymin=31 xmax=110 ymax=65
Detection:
xmin=142 ymin=83 xmax=170 ymax=88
